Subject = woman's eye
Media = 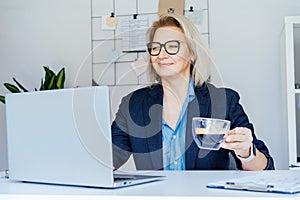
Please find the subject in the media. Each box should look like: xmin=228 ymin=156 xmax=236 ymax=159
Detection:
xmin=152 ymin=46 xmax=159 ymax=51
xmin=168 ymin=45 xmax=178 ymax=48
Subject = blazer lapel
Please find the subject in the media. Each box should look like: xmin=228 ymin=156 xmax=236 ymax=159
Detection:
xmin=144 ymin=86 xmax=164 ymax=170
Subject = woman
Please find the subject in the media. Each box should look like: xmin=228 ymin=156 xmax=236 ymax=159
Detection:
xmin=111 ymin=13 xmax=274 ymax=170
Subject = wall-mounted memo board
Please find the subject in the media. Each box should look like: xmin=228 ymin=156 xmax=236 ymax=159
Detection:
xmin=91 ymin=0 xmax=209 ymax=87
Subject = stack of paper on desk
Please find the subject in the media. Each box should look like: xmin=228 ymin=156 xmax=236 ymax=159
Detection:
xmin=207 ymin=171 xmax=300 ymax=194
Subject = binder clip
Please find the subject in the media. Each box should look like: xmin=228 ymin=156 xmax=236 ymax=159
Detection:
xmin=168 ymin=8 xmax=174 ymax=13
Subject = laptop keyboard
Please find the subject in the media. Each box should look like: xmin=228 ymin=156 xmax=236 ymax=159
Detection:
xmin=114 ymin=174 xmax=160 ymax=182
xmin=114 ymin=176 xmax=134 ymax=181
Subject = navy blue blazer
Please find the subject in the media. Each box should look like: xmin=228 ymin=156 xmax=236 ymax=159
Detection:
xmin=111 ymin=83 xmax=275 ymax=170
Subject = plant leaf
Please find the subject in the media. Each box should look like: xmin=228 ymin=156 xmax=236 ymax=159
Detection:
xmin=39 ymin=78 xmax=45 ymax=90
xmin=4 ymin=83 xmax=21 ymax=93
xmin=55 ymin=68 xmax=65 ymax=89
xmin=48 ymin=76 xmax=55 ymax=90
xmin=13 ymin=77 xmax=28 ymax=92
xmin=44 ymin=66 xmax=55 ymax=77
xmin=43 ymin=66 xmax=55 ymax=88
xmin=0 ymin=95 xmax=5 ymax=104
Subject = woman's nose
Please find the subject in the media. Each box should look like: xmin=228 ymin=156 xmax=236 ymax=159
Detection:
xmin=158 ymin=47 xmax=169 ymax=59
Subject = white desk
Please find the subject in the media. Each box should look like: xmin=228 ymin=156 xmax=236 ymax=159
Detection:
xmin=0 ymin=170 xmax=299 ymax=200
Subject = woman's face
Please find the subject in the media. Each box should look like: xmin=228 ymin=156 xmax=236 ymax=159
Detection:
xmin=149 ymin=26 xmax=192 ymax=81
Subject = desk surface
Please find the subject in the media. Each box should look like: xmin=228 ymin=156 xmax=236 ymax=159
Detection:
xmin=0 ymin=170 xmax=299 ymax=200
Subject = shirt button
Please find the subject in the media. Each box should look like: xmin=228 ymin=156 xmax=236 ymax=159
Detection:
xmin=174 ymin=161 xmax=178 ymax=165
xmin=173 ymin=135 xmax=177 ymax=139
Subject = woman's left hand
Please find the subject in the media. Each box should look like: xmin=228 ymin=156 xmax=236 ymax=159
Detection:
xmin=221 ymin=127 xmax=253 ymax=158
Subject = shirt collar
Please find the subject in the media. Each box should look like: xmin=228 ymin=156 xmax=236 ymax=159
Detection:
xmin=187 ymin=76 xmax=195 ymax=102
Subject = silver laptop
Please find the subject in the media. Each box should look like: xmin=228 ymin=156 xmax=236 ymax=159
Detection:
xmin=5 ymin=86 xmax=162 ymax=188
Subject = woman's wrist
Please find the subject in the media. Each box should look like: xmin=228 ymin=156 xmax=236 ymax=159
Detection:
xmin=237 ymin=143 xmax=256 ymax=162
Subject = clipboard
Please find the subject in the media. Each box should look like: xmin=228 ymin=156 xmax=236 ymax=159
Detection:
xmin=207 ymin=172 xmax=300 ymax=194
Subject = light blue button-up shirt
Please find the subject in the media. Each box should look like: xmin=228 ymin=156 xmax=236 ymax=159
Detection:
xmin=162 ymin=77 xmax=195 ymax=170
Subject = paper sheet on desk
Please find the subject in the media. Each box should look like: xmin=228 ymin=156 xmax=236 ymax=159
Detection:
xmin=207 ymin=172 xmax=300 ymax=194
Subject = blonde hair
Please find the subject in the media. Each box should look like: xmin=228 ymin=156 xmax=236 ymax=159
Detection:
xmin=146 ymin=13 xmax=213 ymax=86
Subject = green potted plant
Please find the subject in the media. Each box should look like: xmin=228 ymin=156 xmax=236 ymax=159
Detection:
xmin=0 ymin=66 xmax=65 ymax=104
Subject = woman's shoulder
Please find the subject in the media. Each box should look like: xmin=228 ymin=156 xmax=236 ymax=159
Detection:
xmin=195 ymin=83 xmax=240 ymax=101
xmin=123 ymin=84 xmax=163 ymax=101
xmin=196 ymin=82 xmax=240 ymax=98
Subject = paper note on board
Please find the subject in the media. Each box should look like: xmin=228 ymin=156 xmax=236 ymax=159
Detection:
xmin=158 ymin=0 xmax=184 ymax=16
xmin=131 ymin=56 xmax=147 ymax=76
xmin=185 ymin=9 xmax=204 ymax=26
xmin=121 ymin=15 xmax=149 ymax=52
xmin=102 ymin=15 xmax=118 ymax=30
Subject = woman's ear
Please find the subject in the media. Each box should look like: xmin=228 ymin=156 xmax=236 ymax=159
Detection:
xmin=191 ymin=55 xmax=196 ymax=64
xmin=190 ymin=49 xmax=196 ymax=62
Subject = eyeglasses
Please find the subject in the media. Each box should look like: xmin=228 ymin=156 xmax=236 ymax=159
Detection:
xmin=146 ymin=40 xmax=182 ymax=56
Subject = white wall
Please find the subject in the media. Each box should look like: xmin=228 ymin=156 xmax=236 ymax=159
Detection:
xmin=0 ymin=0 xmax=92 ymax=171
xmin=209 ymin=0 xmax=300 ymax=169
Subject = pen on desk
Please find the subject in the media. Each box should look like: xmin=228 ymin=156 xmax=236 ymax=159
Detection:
xmin=0 ymin=170 xmax=9 ymax=179
xmin=224 ymin=181 xmax=274 ymax=192
xmin=289 ymin=164 xmax=300 ymax=168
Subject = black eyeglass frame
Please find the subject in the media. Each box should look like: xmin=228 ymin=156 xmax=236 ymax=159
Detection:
xmin=146 ymin=40 xmax=182 ymax=56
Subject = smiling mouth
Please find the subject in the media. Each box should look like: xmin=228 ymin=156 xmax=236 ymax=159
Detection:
xmin=159 ymin=63 xmax=173 ymax=67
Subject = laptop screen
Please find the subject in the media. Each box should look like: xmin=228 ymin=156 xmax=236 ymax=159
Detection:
xmin=6 ymin=86 xmax=116 ymax=187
